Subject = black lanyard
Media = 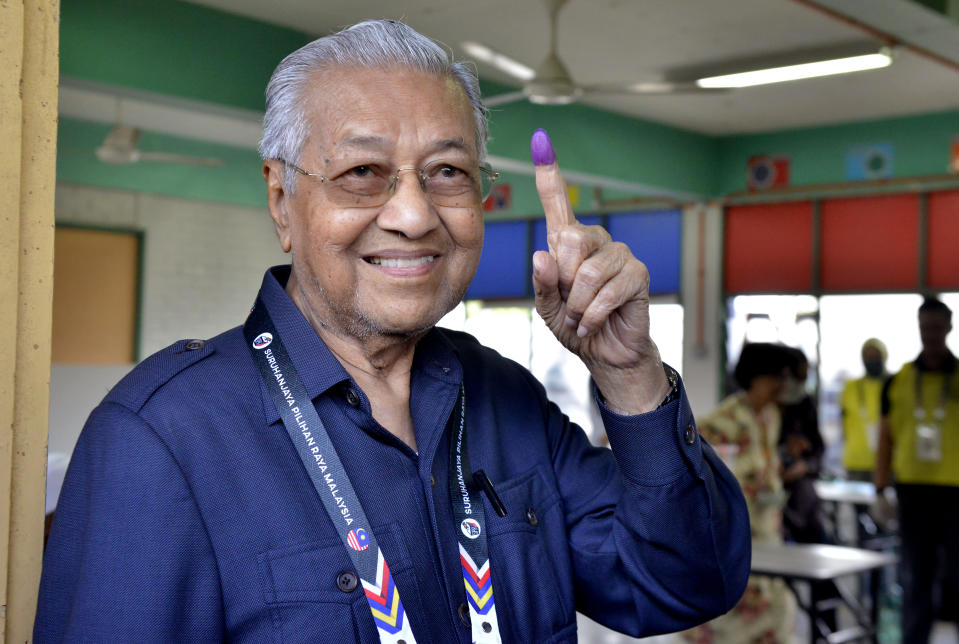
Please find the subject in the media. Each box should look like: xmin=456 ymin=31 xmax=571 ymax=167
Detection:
xmin=244 ymin=298 xmax=503 ymax=643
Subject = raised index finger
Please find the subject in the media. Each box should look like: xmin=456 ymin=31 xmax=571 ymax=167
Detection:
xmin=531 ymin=129 xmax=577 ymax=239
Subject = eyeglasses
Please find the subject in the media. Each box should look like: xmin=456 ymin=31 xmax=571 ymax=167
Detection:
xmin=281 ymin=158 xmax=499 ymax=209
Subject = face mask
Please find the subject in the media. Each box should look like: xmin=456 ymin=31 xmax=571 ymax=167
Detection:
xmin=864 ymin=359 xmax=884 ymax=378
xmin=778 ymin=377 xmax=806 ymax=405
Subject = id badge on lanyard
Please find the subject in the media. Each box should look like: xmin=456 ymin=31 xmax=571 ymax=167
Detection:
xmin=858 ymin=381 xmax=879 ymax=452
xmin=861 ymin=411 xmax=879 ymax=453
xmin=913 ymin=367 xmax=950 ymax=463
xmin=915 ymin=408 xmax=944 ymax=463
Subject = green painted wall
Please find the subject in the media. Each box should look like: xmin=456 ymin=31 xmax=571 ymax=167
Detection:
xmin=716 ymin=110 xmax=959 ymax=194
xmin=58 ymin=118 xmax=267 ymax=207
xmin=58 ymin=0 xmax=959 ymax=211
xmin=58 ymin=0 xmax=720 ymax=212
xmin=479 ymin=81 xmax=720 ymax=199
xmin=61 ymin=0 xmax=312 ymax=110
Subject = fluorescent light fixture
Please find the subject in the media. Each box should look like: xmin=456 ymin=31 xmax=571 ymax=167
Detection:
xmin=461 ymin=41 xmax=536 ymax=81
xmin=696 ymin=49 xmax=892 ymax=88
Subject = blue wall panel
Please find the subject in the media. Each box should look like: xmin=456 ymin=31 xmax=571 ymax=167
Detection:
xmin=467 ymin=211 xmax=681 ymax=299
xmin=532 ymin=216 xmax=602 ymax=253
xmin=466 ymin=220 xmax=530 ymax=299
xmin=607 ymin=210 xmax=682 ymax=295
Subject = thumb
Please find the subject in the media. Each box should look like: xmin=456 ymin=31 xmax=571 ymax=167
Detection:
xmin=532 ymin=250 xmax=564 ymax=328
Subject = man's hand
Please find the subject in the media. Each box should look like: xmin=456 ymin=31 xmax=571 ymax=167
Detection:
xmin=529 ymin=129 xmax=670 ymax=414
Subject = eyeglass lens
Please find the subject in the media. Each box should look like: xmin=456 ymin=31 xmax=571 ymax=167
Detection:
xmin=324 ymin=161 xmax=494 ymax=208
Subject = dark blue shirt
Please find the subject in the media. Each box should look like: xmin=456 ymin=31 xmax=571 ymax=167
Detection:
xmin=36 ymin=266 xmax=749 ymax=643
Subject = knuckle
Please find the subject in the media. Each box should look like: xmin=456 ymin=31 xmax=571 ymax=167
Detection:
xmin=576 ymin=261 xmax=605 ymax=287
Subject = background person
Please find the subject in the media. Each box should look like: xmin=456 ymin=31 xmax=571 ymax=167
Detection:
xmin=876 ymin=297 xmax=959 ymax=644
xmin=841 ymin=338 xmax=888 ymax=482
xmin=35 ymin=19 xmax=750 ymax=643
xmin=684 ymin=342 xmax=795 ymax=643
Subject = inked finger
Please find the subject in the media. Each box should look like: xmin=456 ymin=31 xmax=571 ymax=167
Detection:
xmin=531 ymin=129 xmax=576 ymax=249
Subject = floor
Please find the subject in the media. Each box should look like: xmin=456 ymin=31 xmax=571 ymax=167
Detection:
xmin=575 ymin=611 xmax=959 ymax=643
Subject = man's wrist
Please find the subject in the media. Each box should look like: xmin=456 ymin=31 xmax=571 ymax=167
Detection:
xmin=596 ymin=363 xmax=678 ymax=416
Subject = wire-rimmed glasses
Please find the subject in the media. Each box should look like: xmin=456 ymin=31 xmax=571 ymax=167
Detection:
xmin=281 ymin=159 xmax=499 ymax=209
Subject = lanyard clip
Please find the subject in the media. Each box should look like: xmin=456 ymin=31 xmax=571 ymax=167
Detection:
xmin=473 ymin=469 xmax=508 ymax=518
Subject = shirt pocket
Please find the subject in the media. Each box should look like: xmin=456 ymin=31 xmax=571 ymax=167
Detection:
xmin=485 ymin=465 xmax=574 ymax=640
xmin=257 ymin=522 xmax=421 ymax=644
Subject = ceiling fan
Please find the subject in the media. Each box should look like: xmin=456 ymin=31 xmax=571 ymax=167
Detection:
xmin=95 ymin=125 xmax=225 ymax=167
xmin=467 ymin=0 xmax=722 ymax=107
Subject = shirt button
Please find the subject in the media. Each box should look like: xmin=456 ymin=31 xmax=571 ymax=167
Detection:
xmin=336 ymin=571 xmax=358 ymax=593
xmin=684 ymin=424 xmax=697 ymax=445
xmin=345 ymin=388 xmax=360 ymax=408
xmin=430 ymin=474 xmax=436 ymax=487
xmin=184 ymin=339 xmax=205 ymax=351
xmin=458 ymin=602 xmax=470 ymax=627
xmin=526 ymin=507 xmax=538 ymax=526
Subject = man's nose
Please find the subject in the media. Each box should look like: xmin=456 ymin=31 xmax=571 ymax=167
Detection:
xmin=376 ymin=170 xmax=439 ymax=239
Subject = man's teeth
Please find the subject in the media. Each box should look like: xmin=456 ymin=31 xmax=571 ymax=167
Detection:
xmin=367 ymin=255 xmax=436 ymax=268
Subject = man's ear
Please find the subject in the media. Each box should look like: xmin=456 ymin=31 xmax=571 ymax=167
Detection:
xmin=264 ymin=160 xmax=293 ymax=253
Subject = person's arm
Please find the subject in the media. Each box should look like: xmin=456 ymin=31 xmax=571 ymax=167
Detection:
xmin=526 ymin=129 xmax=749 ymax=634
xmin=35 ymin=402 xmax=224 ymax=642
xmin=802 ymin=398 xmax=824 ymax=476
xmin=874 ymin=377 xmax=895 ymax=491
xmin=538 ymin=371 xmax=750 ymax=636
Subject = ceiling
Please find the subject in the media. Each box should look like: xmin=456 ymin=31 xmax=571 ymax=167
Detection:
xmin=182 ymin=0 xmax=959 ymax=136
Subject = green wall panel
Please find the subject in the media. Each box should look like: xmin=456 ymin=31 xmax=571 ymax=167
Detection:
xmin=717 ymin=110 xmax=959 ymax=195
xmin=59 ymin=0 xmax=959 ymax=208
xmin=480 ymin=80 xmax=719 ymax=199
xmin=58 ymin=118 xmax=268 ymax=207
xmin=61 ymin=0 xmax=313 ymax=111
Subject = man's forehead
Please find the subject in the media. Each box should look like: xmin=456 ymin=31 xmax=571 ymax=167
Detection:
xmin=300 ymin=66 xmax=477 ymax=156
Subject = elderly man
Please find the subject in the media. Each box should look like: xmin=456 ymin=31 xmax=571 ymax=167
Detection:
xmin=36 ymin=20 xmax=749 ymax=643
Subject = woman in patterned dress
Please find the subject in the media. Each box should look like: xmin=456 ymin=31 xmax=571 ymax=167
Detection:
xmin=685 ymin=343 xmax=796 ymax=643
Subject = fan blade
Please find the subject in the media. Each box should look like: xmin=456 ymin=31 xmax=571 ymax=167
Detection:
xmin=137 ymin=151 xmax=225 ymax=167
xmin=580 ymin=81 xmax=728 ymax=95
xmin=96 ymin=125 xmax=141 ymax=163
xmin=483 ymin=91 xmax=529 ymax=107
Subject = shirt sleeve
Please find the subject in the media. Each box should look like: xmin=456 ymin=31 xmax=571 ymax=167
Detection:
xmin=34 ymin=402 xmax=224 ymax=642
xmin=547 ymin=372 xmax=750 ymax=636
xmin=881 ymin=375 xmax=894 ymax=417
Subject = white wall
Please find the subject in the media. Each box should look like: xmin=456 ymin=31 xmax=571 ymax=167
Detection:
xmin=55 ymin=183 xmax=288 ymax=357
xmin=50 ymin=183 xmax=288 ymax=478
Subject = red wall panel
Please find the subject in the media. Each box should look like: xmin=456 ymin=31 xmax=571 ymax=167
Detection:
xmin=928 ymin=190 xmax=959 ymax=289
xmin=821 ymin=194 xmax=919 ymax=291
xmin=725 ymin=202 xmax=813 ymax=293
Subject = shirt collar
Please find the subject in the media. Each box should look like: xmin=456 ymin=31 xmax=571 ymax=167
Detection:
xmin=251 ymin=265 xmax=463 ymax=425
xmin=914 ymin=350 xmax=957 ymax=373
xmin=253 ymin=266 xmax=351 ymax=424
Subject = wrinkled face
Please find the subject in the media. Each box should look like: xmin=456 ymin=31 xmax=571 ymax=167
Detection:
xmin=266 ymin=66 xmax=484 ymax=339
xmin=919 ymin=310 xmax=952 ymax=354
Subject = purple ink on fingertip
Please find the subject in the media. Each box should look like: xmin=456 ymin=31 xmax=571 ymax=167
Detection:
xmin=530 ymin=129 xmax=556 ymax=166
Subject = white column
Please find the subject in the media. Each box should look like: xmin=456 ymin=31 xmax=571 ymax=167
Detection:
xmin=680 ymin=202 xmax=725 ymax=418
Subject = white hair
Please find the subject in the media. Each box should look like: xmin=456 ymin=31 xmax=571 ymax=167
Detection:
xmin=259 ymin=19 xmax=489 ymax=193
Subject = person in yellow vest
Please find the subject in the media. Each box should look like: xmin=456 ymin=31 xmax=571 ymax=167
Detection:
xmin=840 ymin=338 xmax=888 ymax=482
xmin=876 ymin=297 xmax=959 ymax=644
